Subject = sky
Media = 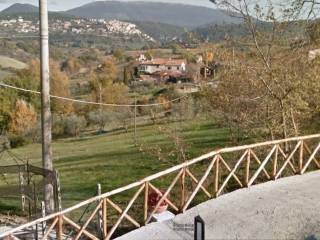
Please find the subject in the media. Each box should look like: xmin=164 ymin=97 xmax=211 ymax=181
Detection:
xmin=0 ymin=0 xmax=217 ymax=11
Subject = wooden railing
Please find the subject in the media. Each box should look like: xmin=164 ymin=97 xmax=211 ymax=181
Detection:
xmin=1 ymin=134 xmax=320 ymax=240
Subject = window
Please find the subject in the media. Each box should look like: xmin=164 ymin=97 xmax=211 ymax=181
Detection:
xmin=168 ymin=66 xmax=172 ymax=70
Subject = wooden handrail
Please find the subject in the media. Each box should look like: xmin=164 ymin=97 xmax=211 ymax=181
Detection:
xmin=1 ymin=133 xmax=320 ymax=239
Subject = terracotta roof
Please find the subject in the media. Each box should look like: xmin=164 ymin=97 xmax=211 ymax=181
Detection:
xmin=141 ymin=58 xmax=186 ymax=66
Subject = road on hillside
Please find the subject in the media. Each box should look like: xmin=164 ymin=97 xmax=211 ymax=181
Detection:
xmin=117 ymin=171 xmax=320 ymax=240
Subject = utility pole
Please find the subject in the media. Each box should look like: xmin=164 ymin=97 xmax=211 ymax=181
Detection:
xmin=134 ymin=78 xmax=137 ymax=145
xmin=39 ymin=0 xmax=54 ymax=214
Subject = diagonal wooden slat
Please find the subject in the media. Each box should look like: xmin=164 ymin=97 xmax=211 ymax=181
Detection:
xmin=218 ymin=155 xmax=243 ymax=188
xmin=41 ymin=217 xmax=58 ymax=240
xmin=107 ymin=184 xmax=145 ymax=239
xmin=183 ymin=157 xmax=218 ymax=212
xmin=62 ymin=216 xmax=99 ymax=240
xmin=148 ymin=183 xmax=179 ymax=212
xmin=248 ymin=145 xmax=277 ymax=186
xmin=301 ymin=143 xmax=320 ymax=174
xmin=186 ymin=168 xmax=211 ymax=198
xmin=276 ymin=141 xmax=301 ymax=179
xmin=277 ymin=145 xmax=297 ymax=174
xmin=304 ymin=142 xmax=320 ymax=168
xmin=146 ymin=170 xmax=183 ymax=223
xmin=250 ymin=150 xmax=271 ymax=180
xmin=106 ymin=198 xmax=140 ymax=228
xmin=74 ymin=201 xmax=102 ymax=240
xmin=216 ymin=150 xmax=248 ymax=197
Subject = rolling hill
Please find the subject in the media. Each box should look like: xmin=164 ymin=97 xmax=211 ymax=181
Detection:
xmin=66 ymin=1 xmax=241 ymax=28
xmin=0 ymin=3 xmax=38 ymax=14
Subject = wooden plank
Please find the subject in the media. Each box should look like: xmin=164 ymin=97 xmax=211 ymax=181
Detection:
xmin=299 ymin=141 xmax=304 ymax=173
xmin=185 ymin=169 xmax=211 ymax=198
xmin=102 ymin=198 xmax=107 ymax=238
xmin=216 ymin=150 xmax=248 ymax=197
xmin=214 ymin=156 xmax=220 ymax=197
xmin=2 ymin=134 xmax=320 ymax=239
xmin=41 ymin=217 xmax=58 ymax=240
xmin=107 ymin=185 xmax=145 ymax=239
xmin=180 ymin=169 xmax=186 ymax=212
xmin=62 ymin=216 xmax=99 ymax=240
xmin=273 ymin=145 xmax=279 ymax=179
xmin=183 ymin=157 xmax=217 ymax=212
xmin=74 ymin=201 xmax=102 ymax=240
xmin=0 ymin=165 xmax=25 ymax=174
xmin=148 ymin=183 xmax=179 ymax=212
xmin=277 ymin=146 xmax=297 ymax=173
xmin=57 ymin=215 xmax=63 ymax=240
xmin=250 ymin=150 xmax=271 ymax=179
xmin=147 ymin=170 xmax=183 ymax=223
xmin=301 ymin=143 xmax=320 ymax=174
xmin=304 ymin=142 xmax=320 ymax=168
xmin=248 ymin=145 xmax=277 ymax=186
xmin=276 ymin=141 xmax=301 ymax=179
xmin=106 ymin=198 xmax=140 ymax=228
xmin=245 ymin=150 xmax=251 ymax=186
xmin=144 ymin=182 xmax=149 ymax=224
xmin=219 ymin=156 xmax=243 ymax=187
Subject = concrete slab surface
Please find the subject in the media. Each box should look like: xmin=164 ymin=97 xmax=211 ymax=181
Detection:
xmin=117 ymin=171 xmax=320 ymax=240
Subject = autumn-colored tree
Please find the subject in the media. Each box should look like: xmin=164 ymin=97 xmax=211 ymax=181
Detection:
xmin=89 ymin=58 xmax=119 ymax=105
xmin=50 ymin=61 xmax=73 ymax=114
xmin=207 ymin=0 xmax=320 ymax=141
xmin=9 ymin=100 xmax=37 ymax=135
xmin=61 ymin=57 xmax=82 ymax=74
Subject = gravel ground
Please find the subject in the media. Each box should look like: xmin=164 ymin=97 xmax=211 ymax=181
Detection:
xmin=117 ymin=171 xmax=320 ymax=240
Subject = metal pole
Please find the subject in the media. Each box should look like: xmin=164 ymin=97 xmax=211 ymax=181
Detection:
xmin=39 ymin=0 xmax=54 ymax=214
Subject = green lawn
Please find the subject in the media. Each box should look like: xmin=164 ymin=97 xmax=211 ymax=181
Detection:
xmin=5 ymin=120 xmax=232 ymax=209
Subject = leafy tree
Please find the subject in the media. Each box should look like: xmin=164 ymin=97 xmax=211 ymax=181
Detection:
xmin=9 ymin=99 xmax=37 ymax=135
xmin=89 ymin=58 xmax=119 ymax=104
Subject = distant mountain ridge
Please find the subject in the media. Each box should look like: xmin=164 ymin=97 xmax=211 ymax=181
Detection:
xmin=1 ymin=1 xmax=241 ymax=28
xmin=1 ymin=3 xmax=38 ymax=14
xmin=66 ymin=1 xmax=241 ymax=28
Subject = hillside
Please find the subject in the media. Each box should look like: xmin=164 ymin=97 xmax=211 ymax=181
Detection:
xmin=0 ymin=3 xmax=38 ymax=14
xmin=133 ymin=21 xmax=186 ymax=41
xmin=0 ymin=4 xmax=74 ymax=20
xmin=66 ymin=1 xmax=241 ymax=28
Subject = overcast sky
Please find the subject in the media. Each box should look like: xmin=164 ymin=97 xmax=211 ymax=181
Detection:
xmin=0 ymin=0 xmax=216 ymax=11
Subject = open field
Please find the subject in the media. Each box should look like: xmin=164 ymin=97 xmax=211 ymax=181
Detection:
xmin=1 ymin=119 xmax=237 ymax=210
xmin=0 ymin=56 xmax=27 ymax=70
xmin=0 ymin=69 xmax=11 ymax=80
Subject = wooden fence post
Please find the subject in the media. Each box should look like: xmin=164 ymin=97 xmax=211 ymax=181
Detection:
xmin=54 ymin=170 xmax=62 ymax=211
xmin=144 ymin=182 xmax=149 ymax=224
xmin=273 ymin=145 xmax=279 ymax=180
xmin=97 ymin=183 xmax=103 ymax=238
xmin=299 ymin=141 xmax=304 ymax=174
xmin=57 ymin=215 xmax=63 ymax=240
xmin=19 ymin=171 xmax=25 ymax=212
xmin=214 ymin=156 xmax=220 ymax=197
xmin=102 ymin=198 xmax=108 ymax=239
xmin=180 ymin=169 xmax=186 ymax=212
xmin=41 ymin=201 xmax=46 ymax=236
xmin=245 ymin=150 xmax=251 ymax=187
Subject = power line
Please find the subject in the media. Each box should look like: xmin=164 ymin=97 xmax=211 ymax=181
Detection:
xmin=0 ymin=82 xmax=188 ymax=108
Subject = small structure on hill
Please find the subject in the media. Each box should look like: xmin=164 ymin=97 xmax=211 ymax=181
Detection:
xmin=138 ymin=58 xmax=186 ymax=75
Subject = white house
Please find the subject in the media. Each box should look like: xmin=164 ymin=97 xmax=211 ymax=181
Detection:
xmin=138 ymin=58 xmax=186 ymax=74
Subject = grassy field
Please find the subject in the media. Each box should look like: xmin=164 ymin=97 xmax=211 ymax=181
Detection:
xmin=0 ymin=69 xmax=11 ymax=80
xmin=1 ymin=119 xmax=235 ymax=210
xmin=0 ymin=56 xmax=27 ymax=70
